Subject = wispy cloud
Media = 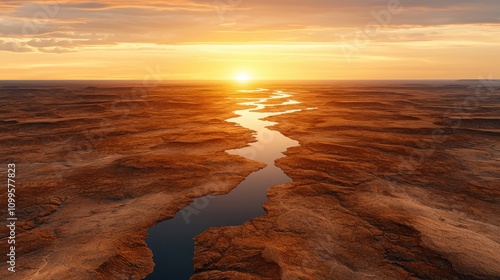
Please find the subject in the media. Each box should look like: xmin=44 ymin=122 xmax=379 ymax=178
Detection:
xmin=0 ymin=1 xmax=499 ymax=79
xmin=1 ymin=0 xmax=499 ymax=51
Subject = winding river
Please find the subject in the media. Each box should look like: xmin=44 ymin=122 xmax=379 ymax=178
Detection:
xmin=146 ymin=89 xmax=302 ymax=279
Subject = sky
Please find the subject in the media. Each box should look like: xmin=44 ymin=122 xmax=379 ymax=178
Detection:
xmin=0 ymin=0 xmax=499 ymax=80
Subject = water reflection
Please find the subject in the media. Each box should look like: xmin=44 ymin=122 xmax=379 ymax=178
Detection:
xmin=146 ymin=89 xmax=302 ymax=280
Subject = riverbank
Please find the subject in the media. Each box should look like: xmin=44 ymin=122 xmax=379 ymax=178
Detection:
xmin=191 ymin=82 xmax=500 ymax=279
xmin=0 ymin=84 xmax=263 ymax=280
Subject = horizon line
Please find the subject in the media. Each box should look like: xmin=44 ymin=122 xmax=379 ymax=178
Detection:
xmin=1 ymin=79 xmax=496 ymax=82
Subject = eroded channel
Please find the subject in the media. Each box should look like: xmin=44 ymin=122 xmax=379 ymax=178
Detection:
xmin=146 ymin=89 xmax=302 ymax=279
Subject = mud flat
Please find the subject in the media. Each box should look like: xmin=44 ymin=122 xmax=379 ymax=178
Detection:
xmin=192 ymin=81 xmax=500 ymax=279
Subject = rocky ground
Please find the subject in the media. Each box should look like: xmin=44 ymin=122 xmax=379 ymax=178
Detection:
xmin=192 ymin=82 xmax=500 ymax=279
xmin=0 ymin=83 xmax=264 ymax=280
xmin=1 ymin=81 xmax=499 ymax=280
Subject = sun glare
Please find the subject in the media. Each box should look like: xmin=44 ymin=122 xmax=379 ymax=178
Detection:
xmin=234 ymin=72 xmax=252 ymax=82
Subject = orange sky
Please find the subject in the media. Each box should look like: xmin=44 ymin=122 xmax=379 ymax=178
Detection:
xmin=1 ymin=1 xmax=499 ymax=80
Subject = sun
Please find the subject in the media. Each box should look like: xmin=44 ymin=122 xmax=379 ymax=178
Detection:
xmin=234 ymin=72 xmax=252 ymax=83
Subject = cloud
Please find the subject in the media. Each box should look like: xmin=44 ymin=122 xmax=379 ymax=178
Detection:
xmin=0 ymin=40 xmax=34 ymax=52
xmin=0 ymin=0 xmax=499 ymax=52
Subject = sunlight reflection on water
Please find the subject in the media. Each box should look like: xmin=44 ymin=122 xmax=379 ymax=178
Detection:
xmin=146 ymin=89 xmax=304 ymax=280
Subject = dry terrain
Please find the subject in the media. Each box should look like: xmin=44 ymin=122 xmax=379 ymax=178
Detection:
xmin=0 ymin=83 xmax=264 ymax=280
xmin=192 ymin=82 xmax=500 ymax=280
xmin=1 ymin=81 xmax=499 ymax=280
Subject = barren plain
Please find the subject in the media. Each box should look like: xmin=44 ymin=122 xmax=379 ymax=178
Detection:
xmin=0 ymin=83 xmax=264 ymax=280
xmin=193 ymin=81 xmax=500 ymax=279
xmin=1 ymin=81 xmax=499 ymax=280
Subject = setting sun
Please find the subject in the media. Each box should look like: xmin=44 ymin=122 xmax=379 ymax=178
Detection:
xmin=234 ymin=72 xmax=252 ymax=82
